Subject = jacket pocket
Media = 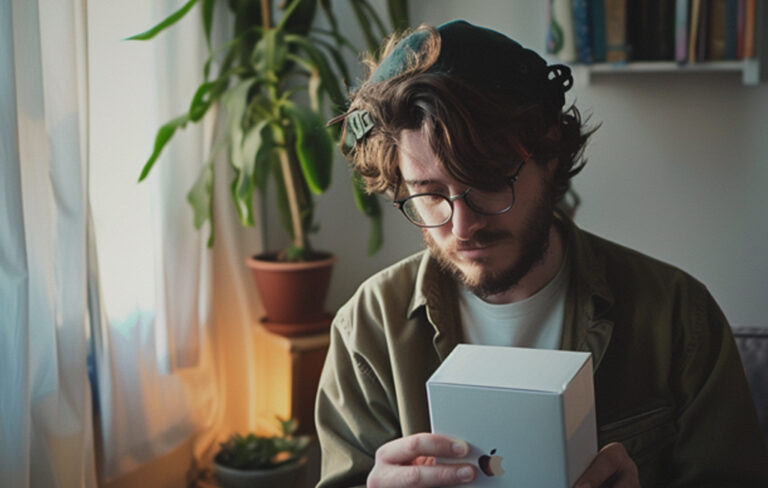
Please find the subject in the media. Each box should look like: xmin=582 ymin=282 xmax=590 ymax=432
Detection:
xmin=598 ymin=405 xmax=677 ymax=466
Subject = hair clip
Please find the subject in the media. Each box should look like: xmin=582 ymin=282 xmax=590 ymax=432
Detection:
xmin=547 ymin=64 xmax=573 ymax=92
xmin=347 ymin=110 xmax=375 ymax=141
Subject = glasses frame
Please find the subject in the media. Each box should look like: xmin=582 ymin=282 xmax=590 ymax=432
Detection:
xmin=393 ymin=160 xmax=526 ymax=228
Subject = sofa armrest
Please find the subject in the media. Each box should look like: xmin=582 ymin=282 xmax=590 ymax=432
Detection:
xmin=732 ymin=326 xmax=768 ymax=446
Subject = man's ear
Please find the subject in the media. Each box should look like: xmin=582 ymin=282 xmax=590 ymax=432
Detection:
xmin=544 ymin=124 xmax=561 ymax=142
xmin=542 ymin=125 xmax=561 ymax=177
xmin=544 ymin=157 xmax=559 ymax=178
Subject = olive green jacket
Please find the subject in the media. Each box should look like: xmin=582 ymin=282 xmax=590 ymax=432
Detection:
xmin=315 ymin=217 xmax=768 ymax=487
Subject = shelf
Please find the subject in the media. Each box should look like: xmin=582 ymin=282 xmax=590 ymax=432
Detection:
xmin=575 ymin=59 xmax=761 ymax=85
xmin=252 ymin=325 xmax=330 ymax=436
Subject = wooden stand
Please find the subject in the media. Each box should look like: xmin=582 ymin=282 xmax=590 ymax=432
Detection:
xmin=252 ymin=324 xmax=330 ymax=435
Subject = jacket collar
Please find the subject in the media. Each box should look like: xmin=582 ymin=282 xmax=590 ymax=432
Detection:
xmin=409 ymin=252 xmax=463 ymax=361
xmin=409 ymin=211 xmax=616 ymax=369
xmin=556 ymin=212 xmax=615 ymax=370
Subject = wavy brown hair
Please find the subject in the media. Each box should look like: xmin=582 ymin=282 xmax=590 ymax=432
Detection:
xmin=336 ymin=25 xmax=597 ymax=205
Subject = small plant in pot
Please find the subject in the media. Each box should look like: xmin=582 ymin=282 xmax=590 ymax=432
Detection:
xmin=213 ymin=417 xmax=312 ymax=488
xmin=130 ymin=0 xmax=409 ymax=334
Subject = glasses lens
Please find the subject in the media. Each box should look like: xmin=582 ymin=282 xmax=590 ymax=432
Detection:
xmin=465 ymin=186 xmax=515 ymax=215
xmin=402 ymin=194 xmax=452 ymax=226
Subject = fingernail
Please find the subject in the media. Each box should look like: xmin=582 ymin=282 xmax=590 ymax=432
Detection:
xmin=457 ymin=466 xmax=474 ymax=481
xmin=452 ymin=440 xmax=469 ymax=456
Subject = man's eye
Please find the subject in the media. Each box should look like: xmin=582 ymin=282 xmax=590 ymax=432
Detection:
xmin=422 ymin=194 xmax=445 ymax=203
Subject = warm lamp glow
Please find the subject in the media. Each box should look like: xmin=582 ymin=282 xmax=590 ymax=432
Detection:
xmin=253 ymin=326 xmax=293 ymax=430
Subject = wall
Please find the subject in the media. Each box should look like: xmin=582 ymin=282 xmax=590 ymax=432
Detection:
xmin=299 ymin=0 xmax=768 ymax=330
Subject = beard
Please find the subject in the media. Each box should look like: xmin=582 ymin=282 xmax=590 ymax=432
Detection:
xmin=423 ymin=190 xmax=555 ymax=299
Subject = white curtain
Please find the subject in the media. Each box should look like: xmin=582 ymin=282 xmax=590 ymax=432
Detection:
xmin=87 ymin=0 xmax=263 ymax=484
xmin=1 ymin=0 xmax=97 ymax=486
xmin=2 ymin=0 xmax=264 ymax=486
xmin=87 ymin=0 xmax=220 ymax=482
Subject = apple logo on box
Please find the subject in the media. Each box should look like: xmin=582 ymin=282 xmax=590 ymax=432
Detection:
xmin=478 ymin=448 xmax=505 ymax=477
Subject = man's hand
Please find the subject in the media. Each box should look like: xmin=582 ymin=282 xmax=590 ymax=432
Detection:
xmin=574 ymin=442 xmax=640 ymax=488
xmin=367 ymin=433 xmax=477 ymax=488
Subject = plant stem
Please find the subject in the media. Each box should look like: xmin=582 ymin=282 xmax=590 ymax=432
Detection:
xmin=273 ymin=127 xmax=305 ymax=251
xmin=261 ymin=0 xmax=272 ymax=29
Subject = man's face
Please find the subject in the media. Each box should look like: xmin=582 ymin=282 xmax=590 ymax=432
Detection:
xmin=398 ymin=128 xmax=556 ymax=298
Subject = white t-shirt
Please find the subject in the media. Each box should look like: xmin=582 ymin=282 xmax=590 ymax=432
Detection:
xmin=458 ymin=255 xmax=570 ymax=349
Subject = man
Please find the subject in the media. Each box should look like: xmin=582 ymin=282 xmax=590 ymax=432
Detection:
xmin=316 ymin=20 xmax=768 ymax=487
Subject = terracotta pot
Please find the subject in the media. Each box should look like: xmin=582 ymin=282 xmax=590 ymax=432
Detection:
xmin=246 ymin=251 xmax=336 ymax=333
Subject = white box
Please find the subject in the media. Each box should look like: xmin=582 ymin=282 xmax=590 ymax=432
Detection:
xmin=427 ymin=344 xmax=596 ymax=487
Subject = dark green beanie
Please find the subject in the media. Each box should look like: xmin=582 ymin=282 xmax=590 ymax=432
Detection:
xmin=343 ymin=20 xmax=573 ymax=142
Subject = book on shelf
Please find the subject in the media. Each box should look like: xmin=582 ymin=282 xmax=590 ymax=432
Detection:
xmin=697 ymin=0 xmax=710 ymax=61
xmin=573 ymin=0 xmax=593 ymax=63
xmin=709 ymin=0 xmax=728 ymax=60
xmin=656 ymin=0 xmax=677 ymax=60
xmin=561 ymin=0 xmax=758 ymax=66
xmin=744 ymin=0 xmax=756 ymax=58
xmin=724 ymin=0 xmax=739 ymax=59
xmin=675 ymin=0 xmax=689 ymax=63
xmin=590 ymin=0 xmax=607 ymax=62
xmin=604 ymin=0 xmax=629 ymax=62
xmin=689 ymin=0 xmax=702 ymax=62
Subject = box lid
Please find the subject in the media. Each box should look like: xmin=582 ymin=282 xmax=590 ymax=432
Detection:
xmin=428 ymin=344 xmax=592 ymax=393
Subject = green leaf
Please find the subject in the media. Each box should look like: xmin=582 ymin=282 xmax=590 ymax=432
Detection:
xmin=138 ymin=114 xmax=189 ymax=182
xmin=285 ymin=34 xmax=345 ymax=108
xmin=351 ymin=172 xmax=383 ymax=255
xmin=241 ymin=119 xmax=273 ymax=191
xmin=278 ymin=0 xmax=317 ymax=35
xmin=229 ymin=171 xmax=254 ymax=227
xmin=188 ymin=80 xmax=218 ymax=121
xmin=387 ymin=0 xmax=410 ymax=33
xmin=126 ymin=0 xmax=200 ymax=41
xmin=310 ymin=37 xmax=352 ymax=90
xmin=252 ymin=29 xmax=287 ymax=77
xmin=282 ymin=101 xmax=333 ymax=195
xmin=201 ymin=0 xmax=215 ymax=49
xmin=350 ymin=172 xmax=379 ymax=217
xmin=187 ymin=162 xmax=215 ymax=247
xmin=348 ymin=0 xmax=379 ymax=52
xmin=367 ymin=212 xmax=383 ymax=255
xmin=276 ymin=0 xmax=314 ymax=32
xmin=357 ymin=0 xmax=388 ymax=40
xmin=223 ymin=78 xmax=258 ymax=225
xmin=204 ymin=36 xmax=241 ymax=80
xmin=283 ymin=53 xmax=322 ymax=111
xmin=318 ymin=1 xmax=342 ymax=48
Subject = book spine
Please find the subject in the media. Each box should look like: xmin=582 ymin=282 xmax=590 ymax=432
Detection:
xmin=573 ymin=0 xmax=593 ymax=63
xmin=737 ymin=0 xmax=746 ymax=58
xmin=689 ymin=0 xmax=701 ymax=63
xmin=697 ymin=0 xmax=709 ymax=61
xmin=675 ymin=0 xmax=690 ymax=63
xmin=657 ymin=0 xmax=676 ymax=60
xmin=627 ymin=0 xmax=652 ymax=60
xmin=709 ymin=0 xmax=727 ymax=60
xmin=590 ymin=0 xmax=607 ymax=62
xmin=743 ymin=0 xmax=756 ymax=58
xmin=724 ymin=0 xmax=739 ymax=59
xmin=605 ymin=0 xmax=629 ymax=63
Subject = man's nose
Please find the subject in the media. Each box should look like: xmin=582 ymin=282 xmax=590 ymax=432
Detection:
xmin=451 ymin=198 xmax=485 ymax=240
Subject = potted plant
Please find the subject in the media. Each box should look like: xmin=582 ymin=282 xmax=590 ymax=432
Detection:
xmin=213 ymin=417 xmax=312 ymax=488
xmin=129 ymin=0 xmax=409 ymax=333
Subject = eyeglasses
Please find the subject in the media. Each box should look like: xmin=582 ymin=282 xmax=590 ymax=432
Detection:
xmin=393 ymin=160 xmax=526 ymax=228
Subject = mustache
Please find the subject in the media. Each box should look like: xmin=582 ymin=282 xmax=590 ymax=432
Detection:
xmin=454 ymin=229 xmax=512 ymax=249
